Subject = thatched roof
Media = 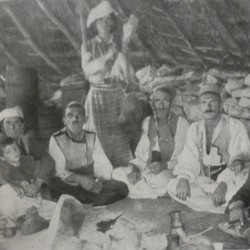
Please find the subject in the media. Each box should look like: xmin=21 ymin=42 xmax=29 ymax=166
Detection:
xmin=0 ymin=0 xmax=250 ymax=84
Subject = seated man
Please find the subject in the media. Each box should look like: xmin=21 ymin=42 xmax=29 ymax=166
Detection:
xmin=168 ymin=84 xmax=250 ymax=213
xmin=112 ymin=85 xmax=189 ymax=199
xmin=49 ymin=101 xmax=128 ymax=206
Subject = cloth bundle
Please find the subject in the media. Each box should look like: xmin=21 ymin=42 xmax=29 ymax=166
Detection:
xmin=17 ymin=206 xmax=49 ymax=235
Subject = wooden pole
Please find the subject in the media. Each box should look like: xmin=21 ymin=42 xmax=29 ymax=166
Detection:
xmin=35 ymin=0 xmax=80 ymax=55
xmin=5 ymin=66 xmax=39 ymax=132
xmin=4 ymin=6 xmax=63 ymax=75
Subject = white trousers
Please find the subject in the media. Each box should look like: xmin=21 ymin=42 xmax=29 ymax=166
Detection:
xmin=112 ymin=166 xmax=173 ymax=199
xmin=0 ymin=184 xmax=56 ymax=225
xmin=167 ymin=169 xmax=248 ymax=214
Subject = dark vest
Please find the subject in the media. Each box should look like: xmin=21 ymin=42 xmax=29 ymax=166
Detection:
xmin=147 ymin=113 xmax=179 ymax=164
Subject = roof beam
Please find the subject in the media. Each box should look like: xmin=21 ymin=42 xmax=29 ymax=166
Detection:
xmin=153 ymin=5 xmax=208 ymax=69
xmin=35 ymin=0 xmax=80 ymax=55
xmin=3 ymin=6 xmax=63 ymax=75
xmin=201 ymin=0 xmax=249 ymax=64
xmin=0 ymin=39 xmax=19 ymax=65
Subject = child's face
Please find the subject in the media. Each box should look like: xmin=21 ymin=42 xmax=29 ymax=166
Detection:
xmin=2 ymin=143 xmax=21 ymax=165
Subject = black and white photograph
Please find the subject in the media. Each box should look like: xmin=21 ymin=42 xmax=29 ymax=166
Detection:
xmin=1 ymin=0 xmax=250 ymax=249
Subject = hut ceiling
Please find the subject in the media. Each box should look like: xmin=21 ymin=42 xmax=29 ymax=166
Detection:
xmin=0 ymin=0 xmax=250 ymax=83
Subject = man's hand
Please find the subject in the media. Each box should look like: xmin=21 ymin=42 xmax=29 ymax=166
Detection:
xmin=78 ymin=176 xmax=96 ymax=191
xmin=127 ymin=165 xmax=141 ymax=185
xmin=21 ymin=181 xmax=40 ymax=198
xmin=148 ymin=162 xmax=163 ymax=175
xmin=230 ymin=160 xmax=245 ymax=175
xmin=25 ymin=184 xmax=39 ymax=197
xmin=212 ymin=182 xmax=227 ymax=207
xmin=11 ymin=184 xmax=25 ymax=198
xmin=176 ymin=178 xmax=190 ymax=200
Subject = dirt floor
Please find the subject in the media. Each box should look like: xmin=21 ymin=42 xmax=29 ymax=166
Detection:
xmin=1 ymin=196 xmax=250 ymax=250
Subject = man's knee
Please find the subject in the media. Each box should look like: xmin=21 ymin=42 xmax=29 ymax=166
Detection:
xmin=118 ymin=181 xmax=129 ymax=197
xmin=105 ymin=179 xmax=129 ymax=197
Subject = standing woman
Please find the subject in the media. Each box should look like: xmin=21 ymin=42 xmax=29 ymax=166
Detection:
xmin=81 ymin=1 xmax=136 ymax=167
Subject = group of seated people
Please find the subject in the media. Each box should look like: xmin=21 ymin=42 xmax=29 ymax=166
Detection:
xmin=1 ymin=82 xmax=250 ymax=232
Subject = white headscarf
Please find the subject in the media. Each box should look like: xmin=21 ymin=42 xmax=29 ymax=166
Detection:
xmin=87 ymin=1 xmax=118 ymax=28
xmin=0 ymin=106 xmax=24 ymax=122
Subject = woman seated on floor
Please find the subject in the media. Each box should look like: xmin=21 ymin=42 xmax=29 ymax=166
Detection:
xmin=112 ymin=85 xmax=189 ymax=199
xmin=0 ymin=106 xmax=55 ymax=199
xmin=0 ymin=136 xmax=55 ymax=228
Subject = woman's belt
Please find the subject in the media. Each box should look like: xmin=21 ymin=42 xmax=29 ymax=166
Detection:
xmin=90 ymin=82 xmax=122 ymax=91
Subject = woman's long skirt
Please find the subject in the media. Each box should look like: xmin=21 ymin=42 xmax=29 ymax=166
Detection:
xmin=85 ymin=85 xmax=132 ymax=167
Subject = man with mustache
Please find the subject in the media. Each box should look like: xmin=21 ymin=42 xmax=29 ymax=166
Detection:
xmin=112 ymin=85 xmax=188 ymax=199
xmin=48 ymin=101 xmax=128 ymax=206
xmin=168 ymin=84 xmax=250 ymax=213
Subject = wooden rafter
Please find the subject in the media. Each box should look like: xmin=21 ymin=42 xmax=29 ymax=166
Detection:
xmin=0 ymin=0 xmax=15 ymax=2
xmin=202 ymin=0 xmax=248 ymax=63
xmin=155 ymin=31 xmax=182 ymax=40
xmin=0 ymin=39 xmax=19 ymax=65
xmin=4 ymin=6 xmax=63 ymax=75
xmin=80 ymin=0 xmax=91 ymax=13
xmin=203 ymin=56 xmax=220 ymax=64
xmin=40 ymin=50 xmax=77 ymax=58
xmin=185 ymin=0 xmax=227 ymax=64
xmin=222 ymin=0 xmax=250 ymax=46
xmin=153 ymin=5 xmax=208 ymax=69
xmin=111 ymin=0 xmax=127 ymax=21
xmin=35 ymin=0 xmax=80 ymax=55
xmin=121 ymin=0 xmax=180 ymax=66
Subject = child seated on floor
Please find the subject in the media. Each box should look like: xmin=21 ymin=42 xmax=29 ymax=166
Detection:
xmin=0 ymin=136 xmax=55 ymax=230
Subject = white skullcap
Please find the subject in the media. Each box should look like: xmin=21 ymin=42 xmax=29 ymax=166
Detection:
xmin=87 ymin=1 xmax=118 ymax=28
xmin=0 ymin=106 xmax=24 ymax=122
xmin=198 ymin=84 xmax=221 ymax=96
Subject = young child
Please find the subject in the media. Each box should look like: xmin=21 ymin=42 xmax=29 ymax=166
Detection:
xmin=0 ymin=136 xmax=55 ymax=227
